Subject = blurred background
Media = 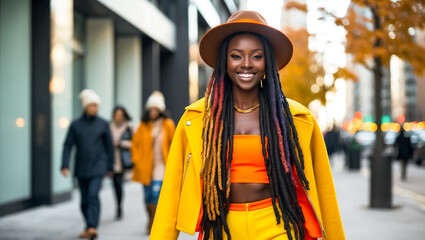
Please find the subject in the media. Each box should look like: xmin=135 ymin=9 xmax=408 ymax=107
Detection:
xmin=1 ymin=0 xmax=425 ymax=239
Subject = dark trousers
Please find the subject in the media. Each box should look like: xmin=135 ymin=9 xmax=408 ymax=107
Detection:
xmin=112 ymin=173 xmax=123 ymax=208
xmin=78 ymin=177 xmax=102 ymax=229
xmin=400 ymin=158 xmax=409 ymax=180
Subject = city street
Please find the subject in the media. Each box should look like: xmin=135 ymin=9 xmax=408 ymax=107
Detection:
xmin=1 ymin=1 xmax=425 ymax=240
xmin=1 ymin=156 xmax=425 ymax=240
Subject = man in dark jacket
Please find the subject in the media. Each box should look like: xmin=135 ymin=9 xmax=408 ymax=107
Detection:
xmin=395 ymin=126 xmax=413 ymax=181
xmin=61 ymin=89 xmax=114 ymax=239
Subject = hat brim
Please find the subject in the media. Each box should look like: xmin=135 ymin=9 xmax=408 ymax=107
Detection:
xmin=199 ymin=21 xmax=293 ymax=70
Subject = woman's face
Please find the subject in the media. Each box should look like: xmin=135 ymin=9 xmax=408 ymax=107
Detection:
xmin=149 ymin=107 xmax=160 ymax=120
xmin=227 ymin=33 xmax=265 ymax=92
xmin=114 ymin=109 xmax=125 ymax=123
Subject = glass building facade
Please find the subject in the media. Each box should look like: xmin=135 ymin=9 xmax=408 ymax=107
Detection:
xmin=0 ymin=0 xmax=239 ymax=216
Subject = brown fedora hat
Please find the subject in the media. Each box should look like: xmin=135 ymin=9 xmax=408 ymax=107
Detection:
xmin=199 ymin=10 xmax=293 ymax=70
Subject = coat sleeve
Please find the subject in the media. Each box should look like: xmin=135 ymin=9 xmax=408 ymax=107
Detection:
xmin=168 ymin=119 xmax=176 ymax=144
xmin=131 ymin=123 xmax=142 ymax=164
xmin=165 ymin=118 xmax=177 ymax=164
xmin=104 ymin=122 xmax=115 ymax=172
xmin=310 ymin=117 xmax=345 ymax=240
xmin=119 ymin=123 xmax=135 ymax=149
xmin=150 ymin=117 xmax=188 ymax=240
xmin=61 ymin=123 xmax=75 ymax=170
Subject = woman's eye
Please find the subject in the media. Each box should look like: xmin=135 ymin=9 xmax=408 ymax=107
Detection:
xmin=253 ymin=55 xmax=263 ymax=60
xmin=230 ymin=54 xmax=241 ymax=59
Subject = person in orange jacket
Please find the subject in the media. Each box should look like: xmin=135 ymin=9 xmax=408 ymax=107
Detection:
xmin=150 ymin=11 xmax=345 ymax=240
xmin=131 ymin=91 xmax=175 ymax=233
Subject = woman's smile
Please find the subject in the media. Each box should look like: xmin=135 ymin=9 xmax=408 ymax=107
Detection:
xmin=237 ymin=72 xmax=256 ymax=81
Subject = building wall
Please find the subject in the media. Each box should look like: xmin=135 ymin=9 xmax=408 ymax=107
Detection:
xmin=281 ymin=0 xmax=307 ymax=29
xmin=415 ymin=29 xmax=425 ymax=121
xmin=0 ymin=0 xmax=32 ymax=205
xmin=0 ymin=0 xmax=240 ymax=217
xmin=51 ymin=0 xmax=74 ymax=194
xmin=116 ymin=37 xmax=142 ymax=126
xmin=390 ymin=55 xmax=406 ymax=120
xmin=85 ymin=19 xmax=115 ymax=119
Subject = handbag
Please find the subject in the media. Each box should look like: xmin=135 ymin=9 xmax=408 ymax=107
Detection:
xmin=120 ymin=126 xmax=134 ymax=170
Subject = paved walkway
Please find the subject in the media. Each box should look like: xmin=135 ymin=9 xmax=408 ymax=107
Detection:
xmin=331 ymin=153 xmax=425 ymax=239
xmin=0 ymin=155 xmax=425 ymax=239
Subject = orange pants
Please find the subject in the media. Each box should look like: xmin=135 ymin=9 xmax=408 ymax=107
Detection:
xmin=223 ymin=198 xmax=317 ymax=240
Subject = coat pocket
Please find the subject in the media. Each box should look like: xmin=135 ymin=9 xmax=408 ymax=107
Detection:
xmin=176 ymin=153 xmax=202 ymax=234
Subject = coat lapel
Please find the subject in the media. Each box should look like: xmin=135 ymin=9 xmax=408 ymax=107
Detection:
xmin=184 ymin=99 xmax=205 ymax=183
xmin=184 ymin=113 xmax=204 ymax=181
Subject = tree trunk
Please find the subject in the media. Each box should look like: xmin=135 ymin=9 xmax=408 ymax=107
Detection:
xmin=370 ymin=6 xmax=392 ymax=208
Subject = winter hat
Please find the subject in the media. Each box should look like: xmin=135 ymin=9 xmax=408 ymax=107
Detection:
xmin=145 ymin=91 xmax=166 ymax=112
xmin=79 ymin=89 xmax=101 ymax=108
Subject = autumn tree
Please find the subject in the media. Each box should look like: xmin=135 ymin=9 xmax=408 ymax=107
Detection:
xmin=323 ymin=0 xmax=425 ymax=208
xmin=281 ymin=1 xmax=356 ymax=107
xmin=280 ymin=27 xmax=326 ymax=106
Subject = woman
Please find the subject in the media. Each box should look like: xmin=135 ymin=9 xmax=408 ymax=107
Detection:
xmin=110 ymin=106 xmax=133 ymax=220
xmin=150 ymin=11 xmax=345 ymax=240
xmin=131 ymin=91 xmax=176 ymax=233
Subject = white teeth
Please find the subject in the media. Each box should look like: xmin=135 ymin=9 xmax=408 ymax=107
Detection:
xmin=238 ymin=73 xmax=254 ymax=78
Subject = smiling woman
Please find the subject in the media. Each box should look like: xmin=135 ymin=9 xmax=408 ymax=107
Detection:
xmin=150 ymin=10 xmax=345 ymax=240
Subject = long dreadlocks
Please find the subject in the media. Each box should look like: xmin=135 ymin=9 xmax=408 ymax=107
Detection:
xmin=200 ymin=32 xmax=309 ymax=240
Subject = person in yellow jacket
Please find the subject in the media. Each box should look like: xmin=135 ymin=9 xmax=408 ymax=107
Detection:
xmin=131 ymin=91 xmax=175 ymax=233
xmin=151 ymin=11 xmax=345 ymax=240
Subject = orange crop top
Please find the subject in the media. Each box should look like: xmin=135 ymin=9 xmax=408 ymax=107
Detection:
xmin=231 ymin=135 xmax=269 ymax=183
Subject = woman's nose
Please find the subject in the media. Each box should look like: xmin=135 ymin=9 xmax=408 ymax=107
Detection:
xmin=241 ymin=56 xmax=252 ymax=68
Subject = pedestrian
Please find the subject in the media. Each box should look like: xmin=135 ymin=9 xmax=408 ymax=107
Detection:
xmin=61 ymin=89 xmax=114 ymax=240
xmin=150 ymin=11 xmax=345 ymax=240
xmin=394 ymin=126 xmax=413 ymax=181
xmin=110 ymin=106 xmax=134 ymax=220
xmin=131 ymin=91 xmax=176 ymax=233
xmin=324 ymin=127 xmax=341 ymax=156
xmin=324 ymin=126 xmax=342 ymax=166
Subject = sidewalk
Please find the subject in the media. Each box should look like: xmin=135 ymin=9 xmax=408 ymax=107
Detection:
xmin=0 ymin=157 xmax=425 ymax=239
xmin=0 ymin=175 xmax=197 ymax=240
xmin=332 ymin=153 xmax=425 ymax=239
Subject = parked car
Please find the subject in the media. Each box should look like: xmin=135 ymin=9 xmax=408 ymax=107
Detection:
xmin=354 ymin=131 xmax=375 ymax=159
xmin=340 ymin=129 xmax=425 ymax=165
xmin=411 ymin=129 xmax=425 ymax=165
xmin=354 ymin=130 xmax=399 ymax=160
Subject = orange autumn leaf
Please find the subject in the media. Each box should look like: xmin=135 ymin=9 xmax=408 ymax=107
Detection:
xmin=284 ymin=1 xmax=308 ymax=12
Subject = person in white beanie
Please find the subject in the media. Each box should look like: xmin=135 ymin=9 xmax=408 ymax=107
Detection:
xmin=79 ymin=89 xmax=102 ymax=116
xmin=131 ymin=91 xmax=176 ymax=234
xmin=61 ymin=89 xmax=114 ymax=239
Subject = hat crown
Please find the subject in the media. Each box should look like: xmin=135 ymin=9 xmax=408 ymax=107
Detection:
xmin=227 ymin=11 xmax=268 ymax=25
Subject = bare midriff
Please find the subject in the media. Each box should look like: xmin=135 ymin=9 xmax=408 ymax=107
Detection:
xmin=230 ymin=183 xmax=271 ymax=203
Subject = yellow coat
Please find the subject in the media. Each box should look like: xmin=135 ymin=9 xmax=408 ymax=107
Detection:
xmin=150 ymin=98 xmax=345 ymax=240
xmin=131 ymin=118 xmax=175 ymax=185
